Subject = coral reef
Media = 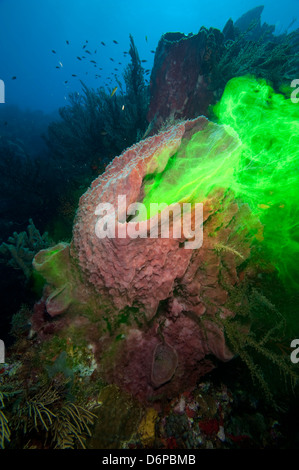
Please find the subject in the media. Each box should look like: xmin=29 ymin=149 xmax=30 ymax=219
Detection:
xmin=32 ymin=116 xmax=260 ymax=402
xmin=0 ymin=6 xmax=298 ymax=450
xmin=30 ymin=75 xmax=299 ymax=408
xmin=0 ymin=378 xmax=96 ymax=449
xmin=147 ymin=7 xmax=299 ymax=132
xmin=210 ymin=26 xmax=299 ymax=96
xmin=0 ymin=327 xmax=101 ymax=449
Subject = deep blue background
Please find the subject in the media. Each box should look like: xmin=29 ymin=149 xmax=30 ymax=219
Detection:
xmin=0 ymin=0 xmax=297 ymax=112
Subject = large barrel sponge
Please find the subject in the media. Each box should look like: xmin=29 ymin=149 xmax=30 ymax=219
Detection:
xmin=35 ymin=117 xmax=259 ymax=401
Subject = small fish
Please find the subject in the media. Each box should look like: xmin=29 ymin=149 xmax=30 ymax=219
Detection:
xmin=3 ymin=121 xmax=7 ymax=125
xmin=100 ymin=130 xmax=108 ymax=135
xmin=11 ymin=76 xmax=16 ymax=80
xmin=59 ymin=61 xmax=63 ymax=67
xmin=122 ymin=105 xmax=125 ymax=111
xmin=118 ymin=62 xmax=122 ymax=65
xmin=72 ymin=74 xmax=77 ymax=77
xmin=145 ymin=35 xmax=148 ymax=42
xmin=56 ymin=66 xmax=60 ymax=69
xmin=77 ymin=56 xmax=82 ymax=60
xmin=64 ymin=80 xmax=68 ymax=83
xmin=86 ymin=40 xmax=88 ymax=43
xmin=114 ymin=68 xmax=118 ymax=71
xmin=83 ymin=44 xmax=86 ymax=49
xmin=113 ymin=40 xmax=118 ymax=44
xmin=141 ymin=59 xmax=147 ymax=63
xmin=82 ymin=56 xmax=86 ymax=59
xmin=101 ymin=41 xmax=106 ymax=46
xmin=52 ymin=49 xmax=56 ymax=53
xmin=110 ymin=58 xmax=114 ymax=62
xmin=110 ymin=86 xmax=118 ymax=97
xmin=99 ymin=67 xmax=103 ymax=70
xmin=66 ymin=40 xmax=69 ymax=45
xmin=90 ymin=60 xmax=96 ymax=64
xmin=86 ymin=50 xmax=91 ymax=54
xmin=150 ymin=50 xmax=155 ymax=53
xmin=94 ymin=49 xmax=97 ymax=53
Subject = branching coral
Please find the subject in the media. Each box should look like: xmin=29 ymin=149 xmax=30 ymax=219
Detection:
xmin=45 ymin=83 xmax=107 ymax=176
xmin=51 ymin=402 xmax=96 ymax=449
xmin=0 ymin=219 xmax=51 ymax=279
xmin=220 ymin=285 xmax=299 ymax=407
xmin=0 ymin=392 xmax=11 ymax=449
xmin=15 ymin=385 xmax=59 ymax=434
xmin=210 ymin=7 xmax=299 ymax=95
xmin=210 ymin=28 xmax=299 ymax=96
xmin=1 ymin=376 xmax=97 ymax=449
xmin=45 ymin=35 xmax=149 ymax=181
xmin=122 ymin=34 xmax=149 ymax=140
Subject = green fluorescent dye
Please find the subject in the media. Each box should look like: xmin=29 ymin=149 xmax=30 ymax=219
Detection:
xmin=142 ymin=76 xmax=299 ymax=288
xmin=142 ymin=121 xmax=241 ymax=212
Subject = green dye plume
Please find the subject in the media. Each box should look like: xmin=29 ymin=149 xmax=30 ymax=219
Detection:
xmin=142 ymin=76 xmax=299 ymax=288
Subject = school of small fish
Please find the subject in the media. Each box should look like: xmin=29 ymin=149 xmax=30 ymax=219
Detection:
xmin=10 ymin=33 xmax=155 ymax=88
xmin=46 ymin=35 xmax=154 ymax=94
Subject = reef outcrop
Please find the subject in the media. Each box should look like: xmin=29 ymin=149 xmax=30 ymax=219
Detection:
xmin=147 ymin=7 xmax=298 ymax=134
xmin=147 ymin=29 xmax=220 ymax=132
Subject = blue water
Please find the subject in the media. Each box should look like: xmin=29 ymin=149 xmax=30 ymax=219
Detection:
xmin=0 ymin=0 xmax=297 ymax=112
